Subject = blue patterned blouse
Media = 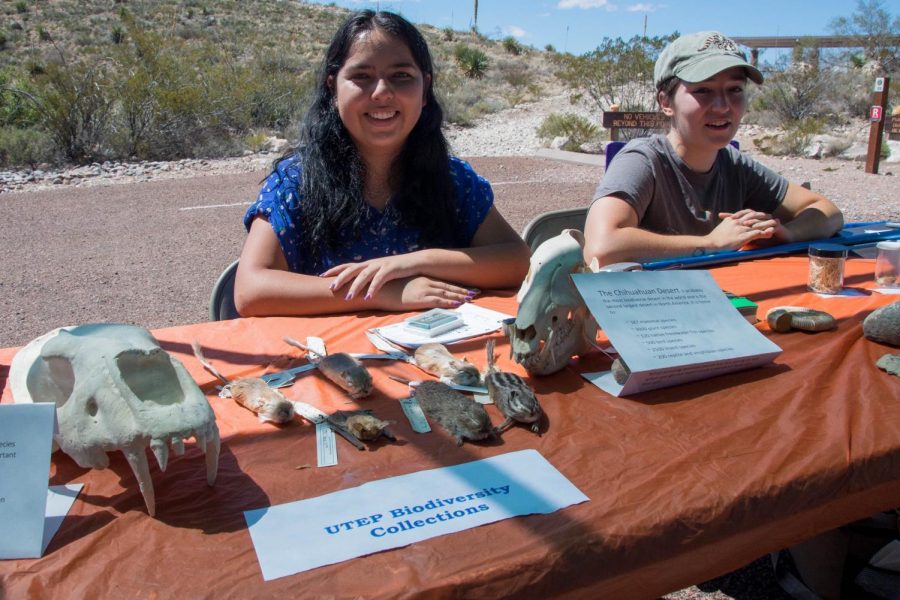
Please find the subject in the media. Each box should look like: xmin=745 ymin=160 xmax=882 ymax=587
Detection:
xmin=243 ymin=156 xmax=494 ymax=275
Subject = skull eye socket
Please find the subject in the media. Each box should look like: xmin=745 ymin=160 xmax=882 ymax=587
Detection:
xmin=117 ymin=349 xmax=184 ymax=406
xmin=86 ymin=398 xmax=98 ymax=417
xmin=519 ymin=325 xmax=537 ymax=342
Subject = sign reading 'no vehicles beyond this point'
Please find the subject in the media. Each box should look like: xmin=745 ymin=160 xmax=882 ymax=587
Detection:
xmin=602 ymin=111 xmax=670 ymax=130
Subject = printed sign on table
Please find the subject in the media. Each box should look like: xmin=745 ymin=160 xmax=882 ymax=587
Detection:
xmin=244 ymin=449 xmax=588 ymax=580
xmin=573 ymin=270 xmax=782 ymax=396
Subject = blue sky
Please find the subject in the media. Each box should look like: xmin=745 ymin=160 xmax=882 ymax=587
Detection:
xmin=306 ymin=0 xmax=872 ymax=59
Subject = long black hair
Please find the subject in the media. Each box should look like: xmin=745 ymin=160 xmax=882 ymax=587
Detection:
xmin=290 ymin=10 xmax=457 ymax=263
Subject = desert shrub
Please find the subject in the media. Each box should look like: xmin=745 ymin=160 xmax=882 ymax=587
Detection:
xmin=26 ymin=60 xmax=115 ymax=162
xmin=537 ymin=112 xmax=600 ymax=151
xmin=0 ymin=71 xmax=41 ymax=127
xmin=244 ymin=130 xmax=268 ymax=152
xmin=111 ymin=26 xmax=125 ymax=44
xmin=502 ymin=36 xmax=523 ymax=56
xmin=554 ymin=34 xmax=675 ymax=113
xmin=0 ymin=126 xmax=55 ymax=167
xmin=755 ymin=116 xmax=826 ymax=156
xmin=544 ymin=44 xmax=556 ymax=53
xmin=497 ymin=60 xmax=532 ymax=89
xmin=437 ymin=70 xmax=497 ymax=126
xmin=442 ymin=27 xmax=454 ymax=42
xmin=37 ymin=27 xmax=51 ymax=42
xmin=15 ymin=1 xmax=27 ymax=14
xmin=0 ymin=32 xmax=7 ymax=51
xmin=454 ymin=43 xmax=489 ymax=79
xmin=752 ymin=60 xmax=829 ymax=127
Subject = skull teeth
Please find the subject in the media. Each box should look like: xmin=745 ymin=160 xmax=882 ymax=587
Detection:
xmin=122 ymin=444 xmax=156 ymax=517
xmin=205 ymin=425 xmax=221 ymax=486
xmin=150 ymin=439 xmax=169 ymax=472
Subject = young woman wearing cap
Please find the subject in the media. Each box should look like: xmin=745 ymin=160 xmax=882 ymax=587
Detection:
xmin=583 ymin=31 xmax=843 ymax=266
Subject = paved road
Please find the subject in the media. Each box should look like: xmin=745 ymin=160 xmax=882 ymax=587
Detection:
xmin=0 ymin=157 xmax=597 ymax=347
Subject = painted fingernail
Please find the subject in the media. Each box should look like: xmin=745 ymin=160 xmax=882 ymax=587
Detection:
xmin=450 ymin=300 xmax=463 ymax=306
xmin=364 ymin=294 xmax=371 ymax=301
xmin=345 ymin=292 xmax=353 ymax=301
xmin=329 ymin=282 xmax=336 ymax=290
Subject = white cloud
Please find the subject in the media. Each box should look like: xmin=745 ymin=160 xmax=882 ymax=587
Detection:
xmin=626 ymin=3 xmax=657 ymax=11
xmin=558 ymin=0 xmax=613 ymax=9
xmin=503 ymin=25 xmax=528 ymax=38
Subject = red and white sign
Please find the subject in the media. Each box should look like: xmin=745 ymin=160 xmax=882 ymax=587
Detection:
xmin=870 ymin=105 xmax=883 ymax=122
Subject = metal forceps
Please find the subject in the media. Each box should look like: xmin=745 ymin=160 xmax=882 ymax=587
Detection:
xmin=259 ymin=363 xmax=318 ymax=389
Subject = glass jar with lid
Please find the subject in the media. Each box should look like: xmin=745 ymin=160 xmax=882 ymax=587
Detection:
xmin=875 ymin=240 xmax=900 ymax=288
xmin=808 ymin=243 xmax=847 ymax=294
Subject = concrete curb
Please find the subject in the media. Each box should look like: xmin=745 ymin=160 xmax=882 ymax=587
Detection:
xmin=533 ymin=148 xmax=605 ymax=167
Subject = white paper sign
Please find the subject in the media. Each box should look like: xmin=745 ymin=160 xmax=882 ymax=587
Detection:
xmin=244 ymin=449 xmax=588 ymax=580
xmin=372 ymin=303 xmax=513 ymax=348
xmin=572 ymin=270 xmax=782 ymax=396
xmin=0 ymin=403 xmax=57 ymax=559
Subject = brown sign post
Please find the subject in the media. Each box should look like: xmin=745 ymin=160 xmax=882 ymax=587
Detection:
xmin=865 ymin=77 xmax=890 ymax=174
xmin=602 ymin=111 xmax=670 ymax=141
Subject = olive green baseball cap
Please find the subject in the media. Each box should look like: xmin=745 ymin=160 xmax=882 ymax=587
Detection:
xmin=654 ymin=31 xmax=763 ymax=89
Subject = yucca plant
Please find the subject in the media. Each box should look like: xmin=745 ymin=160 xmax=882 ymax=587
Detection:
xmin=454 ymin=44 xmax=488 ymax=79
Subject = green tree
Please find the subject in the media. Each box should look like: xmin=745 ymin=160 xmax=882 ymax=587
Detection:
xmin=830 ymin=0 xmax=900 ymax=74
xmin=555 ymin=34 xmax=676 ymax=114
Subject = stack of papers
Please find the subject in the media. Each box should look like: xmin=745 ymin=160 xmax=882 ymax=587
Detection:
xmin=372 ymin=303 xmax=513 ymax=348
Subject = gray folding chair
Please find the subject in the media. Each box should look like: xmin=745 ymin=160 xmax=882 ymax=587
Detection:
xmin=208 ymin=260 xmax=240 ymax=321
xmin=521 ymin=207 xmax=588 ymax=251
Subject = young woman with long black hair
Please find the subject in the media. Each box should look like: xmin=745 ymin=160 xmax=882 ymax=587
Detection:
xmin=235 ymin=10 xmax=529 ymax=316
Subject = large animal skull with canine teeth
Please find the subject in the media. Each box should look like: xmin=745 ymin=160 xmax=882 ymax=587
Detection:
xmin=506 ymin=229 xmax=598 ymax=375
xmin=9 ymin=324 xmax=220 ymax=517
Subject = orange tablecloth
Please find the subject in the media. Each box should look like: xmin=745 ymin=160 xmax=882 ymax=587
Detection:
xmin=1 ymin=257 xmax=898 ymax=599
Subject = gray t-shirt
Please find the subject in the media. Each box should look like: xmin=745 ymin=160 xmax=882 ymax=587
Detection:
xmin=592 ymin=135 xmax=789 ymax=236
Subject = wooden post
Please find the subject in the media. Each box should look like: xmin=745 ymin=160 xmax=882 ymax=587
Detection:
xmin=865 ymin=77 xmax=890 ymax=175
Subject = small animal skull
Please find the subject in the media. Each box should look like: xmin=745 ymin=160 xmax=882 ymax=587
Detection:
xmin=506 ymin=229 xmax=598 ymax=375
xmin=10 ymin=324 xmax=220 ymax=517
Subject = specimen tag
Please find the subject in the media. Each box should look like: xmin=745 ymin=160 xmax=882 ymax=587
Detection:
xmin=315 ymin=422 xmax=338 ymax=468
xmin=307 ymin=336 xmax=327 ymax=356
xmin=399 ymin=397 xmax=431 ymax=433
xmin=291 ymin=401 xmax=328 ymax=424
xmin=473 ymin=393 xmax=492 ymax=405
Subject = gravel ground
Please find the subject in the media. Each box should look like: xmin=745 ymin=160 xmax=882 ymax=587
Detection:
xmin=1 ymin=93 xmax=896 ymax=598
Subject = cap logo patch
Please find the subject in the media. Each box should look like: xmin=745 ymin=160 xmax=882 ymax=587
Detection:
xmin=698 ymin=33 xmax=739 ymax=53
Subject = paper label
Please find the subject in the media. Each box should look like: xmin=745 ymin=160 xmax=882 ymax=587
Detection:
xmin=315 ymin=422 xmax=337 ymax=468
xmin=292 ymin=401 xmax=328 ymax=424
xmin=307 ymin=336 xmax=327 ymax=356
xmin=0 ymin=403 xmax=57 ymax=559
xmin=399 ymin=398 xmax=431 ymax=433
xmin=573 ymin=270 xmax=782 ymax=396
xmin=473 ymin=393 xmax=493 ymax=405
xmin=372 ymin=303 xmax=513 ymax=348
xmin=244 ymin=449 xmax=589 ymax=580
